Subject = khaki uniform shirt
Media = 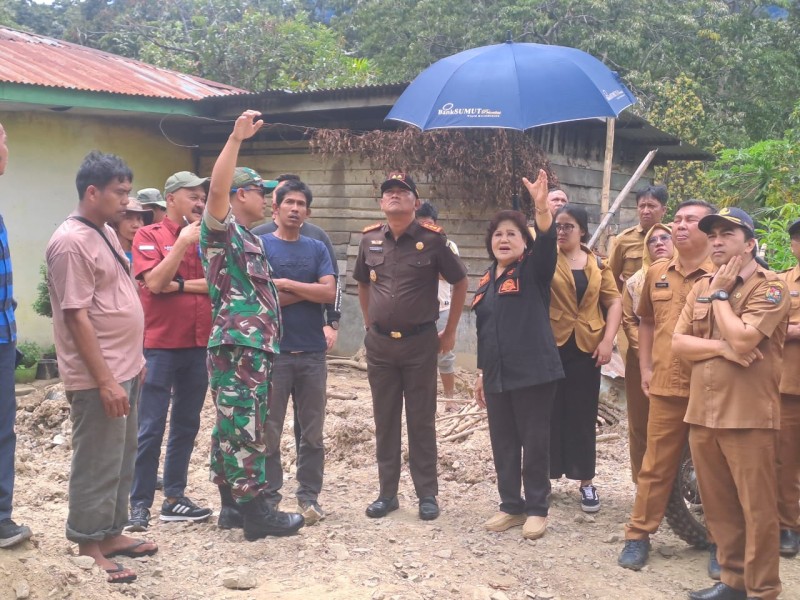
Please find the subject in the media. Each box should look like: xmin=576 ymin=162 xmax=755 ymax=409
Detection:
xmin=636 ymin=256 xmax=715 ymax=397
xmin=608 ymin=225 xmax=646 ymax=290
xmin=549 ymin=246 xmax=620 ymax=353
xmin=676 ymin=266 xmax=789 ymax=430
xmin=779 ymin=265 xmax=800 ymax=396
xmin=353 ymin=220 xmax=467 ymax=332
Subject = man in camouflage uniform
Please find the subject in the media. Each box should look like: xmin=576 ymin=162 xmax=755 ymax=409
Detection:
xmin=201 ymin=109 xmax=304 ymax=541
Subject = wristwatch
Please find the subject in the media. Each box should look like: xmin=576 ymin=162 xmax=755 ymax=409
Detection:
xmin=327 ymin=321 xmax=340 ymax=330
xmin=698 ymin=290 xmax=729 ymax=303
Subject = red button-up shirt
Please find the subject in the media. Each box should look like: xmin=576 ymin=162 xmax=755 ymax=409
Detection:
xmin=133 ymin=216 xmax=212 ymax=349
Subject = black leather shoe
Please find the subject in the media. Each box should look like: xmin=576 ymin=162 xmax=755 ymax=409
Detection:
xmin=707 ymin=543 xmax=721 ymax=580
xmin=779 ymin=528 xmax=799 ymax=557
xmin=366 ymin=496 xmax=399 ymax=518
xmin=240 ymin=494 xmax=304 ymax=540
xmin=418 ymin=496 xmax=440 ymax=521
xmin=688 ymin=582 xmax=747 ymax=600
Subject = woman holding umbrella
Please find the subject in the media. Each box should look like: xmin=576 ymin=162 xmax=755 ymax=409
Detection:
xmin=473 ymin=170 xmax=564 ymax=540
xmin=548 ymin=205 xmax=621 ymax=512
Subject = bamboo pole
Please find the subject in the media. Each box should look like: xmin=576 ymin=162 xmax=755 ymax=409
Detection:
xmin=588 ymin=148 xmax=659 ymax=250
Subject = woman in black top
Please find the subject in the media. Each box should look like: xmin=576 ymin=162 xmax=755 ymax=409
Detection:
xmin=473 ymin=170 xmax=564 ymax=540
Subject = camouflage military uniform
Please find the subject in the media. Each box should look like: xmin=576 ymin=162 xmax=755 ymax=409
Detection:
xmin=201 ymin=208 xmax=281 ymax=503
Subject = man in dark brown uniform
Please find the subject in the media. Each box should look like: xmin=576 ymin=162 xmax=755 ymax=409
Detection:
xmin=674 ymin=207 xmax=789 ymax=600
xmin=777 ymin=218 xmax=800 ymax=557
xmin=354 ymin=172 xmax=467 ymax=521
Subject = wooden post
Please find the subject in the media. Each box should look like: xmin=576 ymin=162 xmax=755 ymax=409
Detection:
xmin=597 ymin=118 xmax=615 ymax=254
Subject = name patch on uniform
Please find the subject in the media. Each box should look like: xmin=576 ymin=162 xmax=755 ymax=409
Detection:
xmin=369 ymin=246 xmax=383 ymax=253
xmin=790 ymin=290 xmax=799 ymax=297
xmin=138 ymin=244 xmax=155 ymax=251
xmin=766 ymin=285 xmax=783 ymax=305
xmin=655 ymin=282 xmax=669 ymax=288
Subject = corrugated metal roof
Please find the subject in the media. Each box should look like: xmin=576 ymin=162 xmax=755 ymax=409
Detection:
xmin=0 ymin=26 xmax=247 ymax=100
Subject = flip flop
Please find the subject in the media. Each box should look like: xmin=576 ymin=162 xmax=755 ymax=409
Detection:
xmin=104 ymin=539 xmax=159 ymax=559
xmin=105 ymin=562 xmax=137 ymax=584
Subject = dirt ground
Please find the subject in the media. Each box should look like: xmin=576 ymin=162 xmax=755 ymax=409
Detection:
xmin=1 ymin=365 xmax=799 ymax=600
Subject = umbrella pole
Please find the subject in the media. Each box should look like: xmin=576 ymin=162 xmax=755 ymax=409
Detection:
xmin=596 ymin=118 xmax=616 ymax=254
xmin=511 ymin=131 xmax=520 ymax=211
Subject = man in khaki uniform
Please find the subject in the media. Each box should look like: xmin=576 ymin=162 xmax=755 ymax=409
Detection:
xmin=618 ymin=200 xmax=716 ymax=572
xmin=608 ymin=185 xmax=668 ymax=291
xmin=674 ymin=207 xmax=788 ymax=600
xmin=777 ymin=217 xmax=800 ymax=557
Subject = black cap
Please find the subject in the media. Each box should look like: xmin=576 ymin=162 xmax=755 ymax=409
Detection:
xmin=380 ymin=172 xmax=418 ymax=198
xmin=788 ymin=218 xmax=800 ymax=236
xmin=699 ymin=207 xmax=754 ymax=234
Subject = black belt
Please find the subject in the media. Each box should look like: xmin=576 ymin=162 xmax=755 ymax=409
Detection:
xmin=372 ymin=322 xmax=436 ymax=339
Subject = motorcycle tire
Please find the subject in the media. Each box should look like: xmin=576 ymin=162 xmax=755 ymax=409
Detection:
xmin=664 ymin=441 xmax=709 ymax=549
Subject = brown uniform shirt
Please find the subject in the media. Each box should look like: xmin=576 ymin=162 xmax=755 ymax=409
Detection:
xmin=637 ymin=256 xmax=715 ymax=397
xmin=779 ymin=264 xmax=800 ymax=396
xmin=608 ymin=224 xmax=645 ymax=290
xmin=353 ymin=220 xmax=467 ymax=332
xmin=549 ymin=246 xmax=620 ymax=353
xmin=676 ymin=266 xmax=790 ymax=430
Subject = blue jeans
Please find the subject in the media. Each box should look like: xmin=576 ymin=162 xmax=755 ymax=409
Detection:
xmin=264 ymin=351 xmax=327 ymax=505
xmin=130 ymin=347 xmax=208 ymax=507
xmin=0 ymin=341 xmax=16 ymax=521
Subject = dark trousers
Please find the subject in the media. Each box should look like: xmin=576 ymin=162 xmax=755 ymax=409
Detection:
xmin=0 ymin=341 xmax=16 ymax=521
xmin=486 ymin=381 xmax=557 ymax=517
xmin=364 ymin=326 xmax=439 ymax=498
xmin=550 ymin=338 xmax=600 ymax=481
xmin=130 ymin=347 xmax=208 ymax=507
xmin=264 ymin=351 xmax=327 ymax=505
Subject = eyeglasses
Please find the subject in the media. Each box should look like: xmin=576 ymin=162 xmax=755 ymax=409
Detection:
xmin=555 ymin=223 xmax=576 ymax=233
xmin=647 ymin=234 xmax=672 ymax=247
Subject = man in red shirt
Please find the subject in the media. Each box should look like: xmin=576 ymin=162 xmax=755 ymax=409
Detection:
xmin=126 ymin=171 xmax=213 ymax=530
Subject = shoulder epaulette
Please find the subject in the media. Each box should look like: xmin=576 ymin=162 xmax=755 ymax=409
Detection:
xmin=619 ymin=225 xmax=639 ymax=236
xmin=362 ymin=222 xmax=382 ymax=233
xmin=420 ymin=222 xmax=444 ymax=234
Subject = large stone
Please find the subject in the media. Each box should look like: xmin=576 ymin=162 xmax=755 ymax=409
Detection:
xmin=12 ymin=580 xmax=30 ymax=599
xmin=70 ymin=556 xmax=95 ymax=570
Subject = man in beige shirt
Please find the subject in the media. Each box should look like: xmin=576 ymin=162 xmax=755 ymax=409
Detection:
xmin=46 ymin=151 xmax=155 ymax=584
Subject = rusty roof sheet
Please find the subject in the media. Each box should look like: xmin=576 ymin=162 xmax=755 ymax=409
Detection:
xmin=0 ymin=26 xmax=247 ymax=100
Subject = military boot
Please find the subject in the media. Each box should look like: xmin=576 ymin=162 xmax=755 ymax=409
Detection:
xmin=217 ymin=485 xmax=243 ymax=530
xmin=240 ymin=493 xmax=304 ymax=541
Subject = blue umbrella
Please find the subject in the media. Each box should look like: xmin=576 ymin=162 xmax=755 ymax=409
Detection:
xmin=386 ymin=40 xmax=636 ymax=131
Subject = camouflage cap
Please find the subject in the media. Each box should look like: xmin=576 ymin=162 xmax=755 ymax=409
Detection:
xmin=231 ymin=167 xmax=278 ymax=191
xmin=136 ymin=188 xmax=166 ymax=208
xmin=164 ymin=171 xmax=209 ymax=194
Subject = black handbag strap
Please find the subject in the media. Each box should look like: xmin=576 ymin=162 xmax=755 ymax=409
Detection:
xmin=69 ymin=216 xmax=130 ymax=275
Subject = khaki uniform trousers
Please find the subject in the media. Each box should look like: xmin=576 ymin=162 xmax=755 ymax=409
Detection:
xmin=624 ymin=348 xmax=650 ymax=484
xmin=624 ymin=394 xmax=688 ymax=539
xmin=778 ymin=394 xmax=800 ymax=531
xmin=689 ymin=425 xmax=781 ymax=600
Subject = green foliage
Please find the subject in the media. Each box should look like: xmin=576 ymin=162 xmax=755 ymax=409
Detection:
xmin=32 ymin=262 xmax=52 ymax=319
xmin=703 ymin=101 xmax=800 ymax=210
xmin=16 ymin=340 xmax=42 ymax=369
xmin=754 ymin=203 xmax=800 ymax=272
